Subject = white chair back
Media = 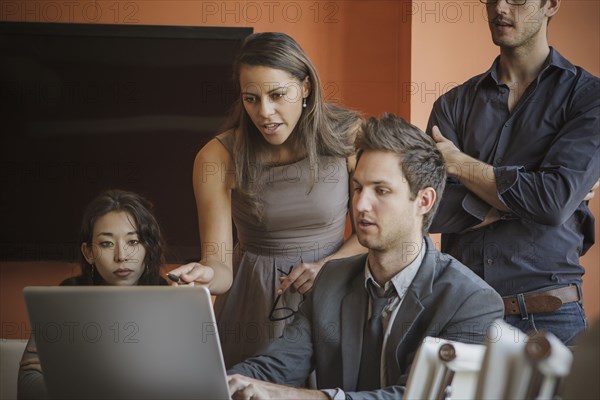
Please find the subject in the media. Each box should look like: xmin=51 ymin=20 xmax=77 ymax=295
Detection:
xmin=476 ymin=319 xmax=529 ymax=400
xmin=476 ymin=319 xmax=574 ymax=400
xmin=405 ymin=337 xmax=485 ymax=400
xmin=523 ymin=331 xmax=573 ymax=400
xmin=0 ymin=339 xmax=28 ymax=400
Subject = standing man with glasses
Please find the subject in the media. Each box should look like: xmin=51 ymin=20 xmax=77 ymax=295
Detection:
xmin=226 ymin=114 xmax=504 ymax=399
xmin=428 ymin=0 xmax=599 ymax=345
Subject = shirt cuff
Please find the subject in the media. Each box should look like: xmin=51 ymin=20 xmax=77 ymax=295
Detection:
xmin=321 ymin=388 xmax=348 ymax=400
xmin=494 ymin=165 xmax=522 ymax=194
xmin=462 ymin=192 xmax=491 ymax=221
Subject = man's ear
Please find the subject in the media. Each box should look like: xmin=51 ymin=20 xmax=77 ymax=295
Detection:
xmin=416 ymin=187 xmax=436 ymax=216
xmin=81 ymin=242 xmax=95 ymax=264
xmin=545 ymin=0 xmax=560 ymax=18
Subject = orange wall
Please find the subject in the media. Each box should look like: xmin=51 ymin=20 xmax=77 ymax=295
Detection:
xmin=411 ymin=0 xmax=600 ymax=322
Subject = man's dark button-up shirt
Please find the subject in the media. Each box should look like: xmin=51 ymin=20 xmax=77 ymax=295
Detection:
xmin=427 ymin=48 xmax=600 ymax=296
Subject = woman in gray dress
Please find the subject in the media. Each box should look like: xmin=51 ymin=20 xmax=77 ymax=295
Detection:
xmin=167 ymin=32 xmax=366 ymax=368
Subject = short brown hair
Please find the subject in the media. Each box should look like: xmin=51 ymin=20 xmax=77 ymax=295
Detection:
xmin=355 ymin=113 xmax=446 ymax=235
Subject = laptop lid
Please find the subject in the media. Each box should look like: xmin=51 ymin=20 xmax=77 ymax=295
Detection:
xmin=23 ymin=286 xmax=230 ymax=400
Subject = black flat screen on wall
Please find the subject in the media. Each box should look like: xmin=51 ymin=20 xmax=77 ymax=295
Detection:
xmin=0 ymin=22 xmax=252 ymax=263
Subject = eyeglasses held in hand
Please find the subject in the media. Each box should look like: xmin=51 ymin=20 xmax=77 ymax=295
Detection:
xmin=479 ymin=0 xmax=529 ymax=5
xmin=268 ymin=265 xmax=304 ymax=322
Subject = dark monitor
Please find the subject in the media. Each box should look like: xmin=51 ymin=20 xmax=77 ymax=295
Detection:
xmin=0 ymin=22 xmax=252 ymax=263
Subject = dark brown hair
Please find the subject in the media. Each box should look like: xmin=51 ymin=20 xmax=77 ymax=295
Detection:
xmin=355 ymin=113 xmax=446 ymax=235
xmin=75 ymin=190 xmax=166 ymax=285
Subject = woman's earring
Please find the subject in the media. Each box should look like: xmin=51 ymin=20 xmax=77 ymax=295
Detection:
xmin=302 ymin=97 xmax=307 ymax=108
xmin=91 ymin=264 xmax=95 ymax=279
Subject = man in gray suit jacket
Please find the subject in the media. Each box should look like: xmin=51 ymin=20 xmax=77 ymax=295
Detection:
xmin=228 ymin=114 xmax=504 ymax=399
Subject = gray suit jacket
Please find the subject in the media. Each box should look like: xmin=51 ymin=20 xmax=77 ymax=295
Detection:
xmin=229 ymin=237 xmax=504 ymax=399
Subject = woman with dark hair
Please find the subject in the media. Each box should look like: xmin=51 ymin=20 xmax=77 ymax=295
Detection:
xmin=167 ymin=32 xmax=366 ymax=367
xmin=69 ymin=189 xmax=167 ymax=286
xmin=18 ymin=190 xmax=167 ymax=399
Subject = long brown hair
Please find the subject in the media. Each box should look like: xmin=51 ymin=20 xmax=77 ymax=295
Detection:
xmin=222 ymin=32 xmax=359 ymax=216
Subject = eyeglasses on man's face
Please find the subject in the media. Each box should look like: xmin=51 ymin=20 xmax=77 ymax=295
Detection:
xmin=479 ymin=0 xmax=529 ymax=5
xmin=268 ymin=265 xmax=304 ymax=322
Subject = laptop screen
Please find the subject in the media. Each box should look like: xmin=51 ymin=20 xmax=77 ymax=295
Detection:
xmin=24 ymin=286 xmax=229 ymax=399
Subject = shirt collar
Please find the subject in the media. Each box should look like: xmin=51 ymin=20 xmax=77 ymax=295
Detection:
xmin=479 ymin=47 xmax=577 ymax=88
xmin=364 ymin=238 xmax=426 ymax=299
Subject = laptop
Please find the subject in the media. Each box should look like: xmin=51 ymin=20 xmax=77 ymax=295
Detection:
xmin=23 ymin=286 xmax=230 ymax=400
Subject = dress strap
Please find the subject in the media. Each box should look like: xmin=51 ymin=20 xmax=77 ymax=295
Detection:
xmin=215 ymin=130 xmax=235 ymax=154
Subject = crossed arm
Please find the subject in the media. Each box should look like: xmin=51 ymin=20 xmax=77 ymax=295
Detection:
xmin=427 ymin=94 xmax=600 ymax=233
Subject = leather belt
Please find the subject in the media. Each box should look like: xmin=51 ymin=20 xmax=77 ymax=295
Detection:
xmin=503 ymin=285 xmax=580 ymax=316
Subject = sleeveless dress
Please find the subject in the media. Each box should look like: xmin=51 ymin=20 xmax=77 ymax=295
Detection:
xmin=214 ymin=131 xmax=349 ymax=368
